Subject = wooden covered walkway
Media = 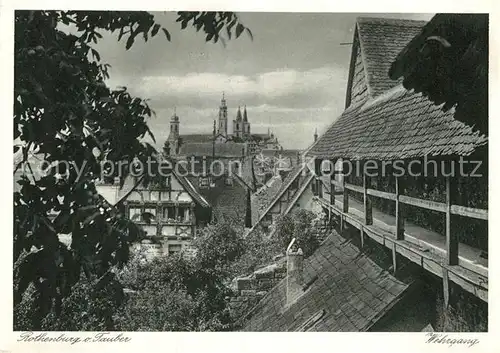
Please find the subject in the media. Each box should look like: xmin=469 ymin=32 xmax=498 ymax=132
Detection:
xmin=315 ymin=187 xmax=487 ymax=303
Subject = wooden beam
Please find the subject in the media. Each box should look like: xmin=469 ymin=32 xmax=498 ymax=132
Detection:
xmin=443 ymin=267 xmax=450 ymax=308
xmin=399 ymin=195 xmax=447 ymax=213
xmin=330 ymin=167 xmax=336 ymax=206
xmin=342 ymin=163 xmax=349 ymax=214
xmin=446 ymin=175 xmax=459 ymax=266
xmin=367 ymin=188 xmax=397 ymax=201
xmin=331 ymin=179 xmax=343 ymax=188
xmin=317 ymin=178 xmax=323 ymax=199
xmin=363 ymin=170 xmax=373 ymax=225
xmin=344 ymin=182 xmax=364 ymax=194
xmin=395 ymin=176 xmax=405 ymax=240
xmin=392 ymin=242 xmax=398 ymax=275
xmin=450 ymin=205 xmax=488 ymax=220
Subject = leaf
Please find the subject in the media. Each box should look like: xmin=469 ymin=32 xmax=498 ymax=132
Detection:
xmin=151 ymin=23 xmax=161 ymax=37
xmin=118 ymin=27 xmax=125 ymax=41
xmin=236 ymin=24 xmax=244 ymax=38
xmin=146 ymin=126 xmax=156 ymax=143
xmin=162 ymin=28 xmax=171 ymax=41
xmin=246 ymin=28 xmax=254 ymax=41
xmin=126 ymin=35 xmax=135 ymax=50
xmin=91 ymin=48 xmax=100 ymax=61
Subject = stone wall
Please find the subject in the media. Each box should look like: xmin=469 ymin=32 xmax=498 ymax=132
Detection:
xmin=229 ymin=258 xmax=287 ymax=320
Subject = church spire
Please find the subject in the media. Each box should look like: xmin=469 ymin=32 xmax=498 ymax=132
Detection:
xmin=243 ymin=105 xmax=248 ymax=122
xmin=236 ymin=106 xmax=242 ymax=121
xmin=221 ymin=91 xmax=226 ymax=106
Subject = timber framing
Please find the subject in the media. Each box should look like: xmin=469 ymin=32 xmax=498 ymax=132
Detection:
xmin=315 ymin=194 xmax=488 ymax=303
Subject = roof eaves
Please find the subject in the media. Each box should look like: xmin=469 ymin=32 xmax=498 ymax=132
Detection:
xmin=255 ymin=164 xmax=307 ymax=224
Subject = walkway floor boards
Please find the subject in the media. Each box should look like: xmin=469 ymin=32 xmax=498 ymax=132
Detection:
xmin=316 ymin=194 xmax=488 ymax=302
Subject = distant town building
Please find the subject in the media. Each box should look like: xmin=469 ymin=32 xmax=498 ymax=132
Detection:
xmin=164 ymin=94 xmax=282 ymax=158
xmin=96 ymin=159 xmax=212 ymax=259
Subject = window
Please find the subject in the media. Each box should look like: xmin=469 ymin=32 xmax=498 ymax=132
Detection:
xmin=164 ymin=175 xmax=171 ymax=189
xmin=168 ymin=244 xmax=182 ymax=256
xmin=162 ymin=206 xmax=176 ymax=221
xmin=178 ymin=207 xmax=186 ymax=222
xmin=143 ymin=207 xmax=157 ymax=223
xmin=129 ymin=207 xmax=142 ymax=221
xmin=199 ymin=177 xmax=210 ymax=188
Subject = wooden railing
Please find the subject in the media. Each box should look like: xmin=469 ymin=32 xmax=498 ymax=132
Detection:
xmin=317 ymin=176 xmax=488 ymax=265
xmin=312 ymin=160 xmax=488 ymax=304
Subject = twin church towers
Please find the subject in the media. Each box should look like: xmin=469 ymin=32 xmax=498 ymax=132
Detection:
xmin=217 ymin=92 xmax=251 ymax=139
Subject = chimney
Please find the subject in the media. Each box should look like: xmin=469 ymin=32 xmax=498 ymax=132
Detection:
xmin=286 ymin=238 xmax=304 ymax=305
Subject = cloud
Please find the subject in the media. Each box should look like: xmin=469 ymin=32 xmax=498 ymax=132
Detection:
xmin=130 ymin=66 xmax=347 ymax=110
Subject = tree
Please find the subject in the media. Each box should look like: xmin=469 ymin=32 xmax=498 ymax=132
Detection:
xmin=274 ymin=209 xmax=320 ymax=257
xmin=114 ymin=219 xmax=246 ymax=331
xmin=14 ymin=10 xmax=252 ymax=329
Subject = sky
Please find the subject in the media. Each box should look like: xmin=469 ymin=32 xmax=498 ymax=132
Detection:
xmin=95 ymin=12 xmax=433 ymax=150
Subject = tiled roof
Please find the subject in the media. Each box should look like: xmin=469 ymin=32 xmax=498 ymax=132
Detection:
xmin=308 ymin=86 xmax=487 ymax=160
xmin=173 ymin=162 xmax=211 ymax=208
xmin=180 ymin=134 xmax=214 ymax=143
xmin=251 ymin=176 xmax=284 ymax=224
xmin=179 ymin=142 xmax=246 ymax=157
xmin=241 ymin=231 xmax=412 ymax=331
xmin=186 ymin=174 xmax=250 ymax=226
xmin=250 ymin=163 xmax=307 ymax=226
xmin=356 ymin=17 xmax=427 ymax=97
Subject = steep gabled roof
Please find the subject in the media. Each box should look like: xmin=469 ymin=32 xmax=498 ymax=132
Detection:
xmin=309 ymin=16 xmax=487 ymax=161
xmin=172 ymin=162 xmax=210 ymax=208
xmin=355 ymin=17 xmax=427 ymax=98
xmin=178 ymin=142 xmax=247 ymax=157
xmin=179 ymin=134 xmax=214 ymax=143
xmin=241 ymin=231 xmax=413 ymax=331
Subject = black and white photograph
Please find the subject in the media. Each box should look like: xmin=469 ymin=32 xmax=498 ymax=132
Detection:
xmin=7 ymin=4 xmax=491 ymax=343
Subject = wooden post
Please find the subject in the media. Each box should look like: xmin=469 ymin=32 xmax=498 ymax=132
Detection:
xmin=156 ymin=201 xmax=162 ymax=237
xmin=330 ymin=180 xmax=336 ymax=205
xmin=442 ymin=267 xmax=450 ymax=308
xmin=363 ymin=167 xmax=373 ymax=225
xmin=392 ymin=242 xmax=398 ymax=275
xmin=342 ymin=161 xmax=349 ymax=214
xmin=123 ymin=201 xmax=129 ymax=220
xmin=446 ymin=175 xmax=459 ymax=265
xmin=317 ymin=178 xmax=323 ymax=199
xmin=395 ymin=176 xmax=405 ymax=240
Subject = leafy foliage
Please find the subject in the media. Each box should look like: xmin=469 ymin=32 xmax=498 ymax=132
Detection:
xmin=114 ymin=219 xmax=246 ymax=331
xmin=274 ymin=209 xmax=320 ymax=257
xmin=13 ymin=10 xmax=251 ymax=329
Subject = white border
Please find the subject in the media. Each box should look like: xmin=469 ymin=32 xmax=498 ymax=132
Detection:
xmin=1 ymin=1 xmax=498 ymax=352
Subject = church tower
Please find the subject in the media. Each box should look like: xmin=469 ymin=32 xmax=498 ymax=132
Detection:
xmin=167 ymin=108 xmax=180 ymax=155
xmin=218 ymin=92 xmax=228 ymax=137
xmin=233 ymin=106 xmax=243 ymax=139
xmin=242 ymin=105 xmax=251 ymax=139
